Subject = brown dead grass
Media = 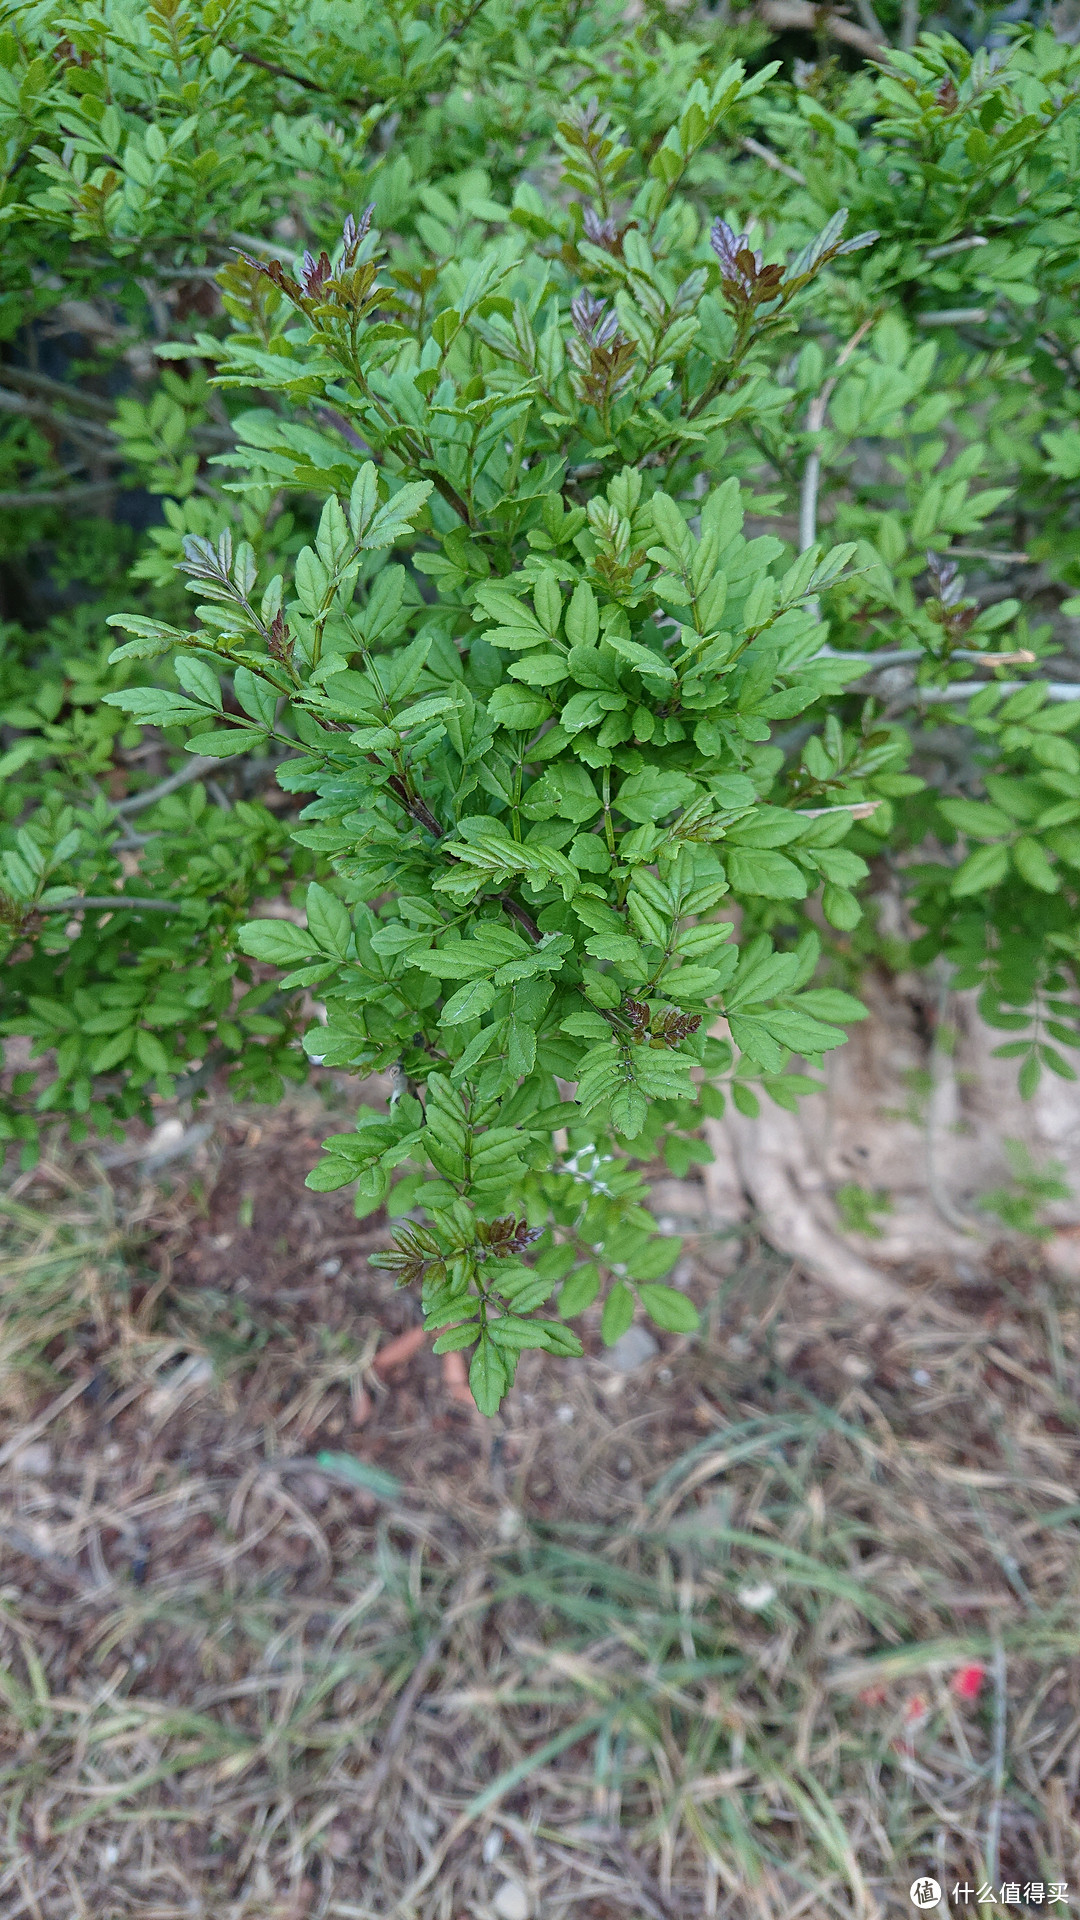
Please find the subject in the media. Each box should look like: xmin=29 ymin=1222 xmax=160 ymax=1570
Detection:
xmin=1 ymin=1089 xmax=1079 ymax=1919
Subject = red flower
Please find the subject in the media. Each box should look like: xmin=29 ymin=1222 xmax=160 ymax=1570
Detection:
xmin=904 ymin=1694 xmax=928 ymax=1722
xmin=951 ymin=1662 xmax=986 ymax=1702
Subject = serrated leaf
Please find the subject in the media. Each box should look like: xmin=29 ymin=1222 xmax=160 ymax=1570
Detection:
xmin=469 ymin=1335 xmax=508 ymax=1414
xmin=440 ymin=978 xmax=497 ymax=1025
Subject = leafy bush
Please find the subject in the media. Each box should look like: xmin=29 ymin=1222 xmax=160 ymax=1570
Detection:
xmin=3 ymin=3 xmax=1080 ymax=1408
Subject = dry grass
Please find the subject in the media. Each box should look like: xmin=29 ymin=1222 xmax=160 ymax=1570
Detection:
xmin=1 ymin=1094 xmax=1079 ymax=1919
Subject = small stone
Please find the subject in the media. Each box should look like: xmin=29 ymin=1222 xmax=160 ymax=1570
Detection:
xmin=912 ymin=1368 xmax=932 ymax=1387
xmin=320 ymin=1256 xmax=342 ymax=1277
xmin=841 ymin=1354 xmax=871 ymax=1379
xmin=604 ymin=1326 xmax=659 ymax=1373
xmin=738 ymin=1581 xmax=777 ymax=1611
xmin=492 ymin=1881 xmax=530 ymax=1920
xmin=497 ymin=1506 xmax=521 ymax=1541
xmin=11 ymin=1443 xmax=51 ymax=1477
xmin=482 ymin=1830 xmax=504 ymax=1865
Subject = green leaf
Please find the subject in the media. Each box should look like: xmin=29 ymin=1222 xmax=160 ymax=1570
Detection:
xmin=951 ymin=842 xmax=1010 ymax=897
xmin=363 ymin=479 xmax=434 ymax=549
xmin=610 ymin=1084 xmax=648 ymax=1137
xmin=305 ymin=1158 xmax=361 ymax=1190
xmin=821 ymin=885 xmax=863 ymax=929
xmin=185 ymin=730 xmax=251 ymax=757
xmin=600 ymin=1281 xmax=635 ymax=1346
xmin=440 ymin=978 xmax=497 ymax=1025
xmin=305 ymin=882 xmax=351 ymax=958
xmin=604 ymin=631 xmax=675 ymax=682
xmin=727 ymin=849 xmax=808 ymax=900
xmin=559 ymin=1263 xmax=601 ymax=1317
xmin=315 ymin=1453 xmax=401 ymax=1500
xmin=1012 ymin=836 xmax=1059 ymax=893
xmin=638 ymin=1283 xmax=700 ymax=1332
xmin=469 ymin=1335 xmax=509 ymax=1415
xmin=175 ymin=655 xmax=223 ymax=709
xmin=432 ymin=1324 xmax=480 ymax=1353
xmin=616 ymin=768 xmax=697 ymax=823
xmin=488 ymin=684 xmax=552 ymax=731
xmin=238 ymin=919 xmax=321 ymax=965
xmin=233 ymin=667 xmax=279 ymax=728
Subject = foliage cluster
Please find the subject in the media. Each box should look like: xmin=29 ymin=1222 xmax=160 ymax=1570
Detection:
xmin=3 ymin=0 xmax=1080 ymax=1405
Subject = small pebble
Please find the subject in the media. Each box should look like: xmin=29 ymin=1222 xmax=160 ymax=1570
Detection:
xmin=497 ymin=1507 xmax=521 ymax=1541
xmin=912 ymin=1368 xmax=932 ymax=1387
xmin=604 ymin=1326 xmax=658 ymax=1373
xmin=492 ymin=1882 xmax=530 ymax=1920
xmin=841 ymin=1354 xmax=871 ymax=1380
xmin=555 ymin=1403 xmax=575 ymax=1424
xmin=11 ymin=1443 xmax=51 ymax=1477
xmin=657 ymin=1366 xmax=672 ymax=1383
xmin=738 ymin=1581 xmax=777 ymax=1611
xmin=320 ymin=1256 xmax=342 ymax=1277
xmin=482 ymin=1830 xmax=504 ymax=1865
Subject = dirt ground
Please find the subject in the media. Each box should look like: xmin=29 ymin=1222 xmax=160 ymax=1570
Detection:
xmin=1 ymin=1073 xmax=1079 ymax=1919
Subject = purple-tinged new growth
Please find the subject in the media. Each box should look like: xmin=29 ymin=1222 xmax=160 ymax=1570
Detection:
xmin=710 ymin=218 xmax=762 ymax=290
xmin=571 ymin=289 xmax=620 ymax=349
xmin=301 ymin=249 xmax=333 ymax=298
xmin=341 ymin=203 xmax=375 ymax=266
xmin=583 ymin=208 xmax=621 ymax=249
xmin=925 ymin=550 xmax=964 ymax=606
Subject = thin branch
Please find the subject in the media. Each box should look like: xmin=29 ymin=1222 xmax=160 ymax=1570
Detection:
xmin=756 ymin=0 xmax=890 ymax=60
xmin=924 ymin=236 xmax=989 ymax=260
xmin=795 ymin=800 xmax=881 ymax=819
xmin=43 ymin=895 xmax=192 ymax=914
xmin=921 ymin=681 xmax=1080 ymax=703
xmin=0 ymin=388 xmax=116 ymax=443
xmin=818 ymin=646 xmax=1038 ymax=668
xmin=224 ymin=43 xmax=370 ymax=110
xmin=853 ymin=0 xmax=888 ymax=40
xmin=499 ymin=893 xmax=541 ymax=943
xmin=740 ymin=136 xmax=806 ymax=185
xmin=800 ymin=318 xmax=875 ymax=561
xmin=114 ymin=754 xmax=237 ymax=815
xmin=800 ymin=319 xmax=876 ymax=630
xmin=985 ymin=1638 xmax=1008 ymax=1890
xmin=0 ymin=365 xmax=116 ymax=416
xmin=916 ymin=307 xmax=990 ymax=326
xmin=0 ymin=481 xmax=115 ymax=509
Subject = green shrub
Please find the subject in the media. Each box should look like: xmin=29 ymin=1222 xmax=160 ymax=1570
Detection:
xmin=3 ymin=3 xmax=1080 ymax=1407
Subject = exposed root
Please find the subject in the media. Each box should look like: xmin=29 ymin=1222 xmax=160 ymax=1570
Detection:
xmin=707 ymin=1107 xmax=908 ymax=1312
